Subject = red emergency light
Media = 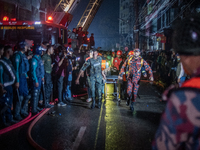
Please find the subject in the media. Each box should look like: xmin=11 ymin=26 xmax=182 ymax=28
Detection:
xmin=3 ymin=16 xmax=9 ymax=21
xmin=10 ymin=18 xmax=16 ymax=21
xmin=47 ymin=16 xmax=53 ymax=21
xmin=87 ymin=38 xmax=90 ymax=41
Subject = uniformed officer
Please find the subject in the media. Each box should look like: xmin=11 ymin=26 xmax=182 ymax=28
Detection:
xmin=42 ymin=45 xmax=54 ymax=108
xmin=0 ymin=45 xmax=16 ymax=126
xmin=30 ymin=45 xmax=45 ymax=115
xmin=119 ymin=48 xmax=153 ymax=111
xmin=85 ymin=50 xmax=93 ymax=103
xmin=153 ymin=15 xmax=200 ymax=150
xmin=75 ymin=49 xmax=106 ymax=109
xmin=13 ymin=41 xmax=31 ymax=120
xmin=113 ymin=50 xmax=122 ymax=72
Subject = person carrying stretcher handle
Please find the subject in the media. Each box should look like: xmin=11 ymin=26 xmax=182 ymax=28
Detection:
xmin=118 ymin=48 xmax=154 ymax=111
xmin=75 ymin=49 xmax=106 ymax=109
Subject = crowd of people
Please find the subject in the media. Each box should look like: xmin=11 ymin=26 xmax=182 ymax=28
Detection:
xmin=140 ymin=50 xmax=187 ymax=87
xmin=0 ymin=38 xmax=187 ymax=129
xmin=0 ymin=39 xmax=156 ymax=129
xmin=1 ymin=14 xmax=200 ymax=150
xmin=0 ymin=41 xmax=79 ymax=128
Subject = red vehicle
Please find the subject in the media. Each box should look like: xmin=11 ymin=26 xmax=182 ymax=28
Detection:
xmin=0 ymin=16 xmax=69 ymax=46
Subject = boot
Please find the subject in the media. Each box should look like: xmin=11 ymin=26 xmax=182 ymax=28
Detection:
xmin=32 ymin=90 xmax=39 ymax=115
xmin=130 ymin=102 xmax=135 ymax=112
xmin=44 ymin=95 xmax=54 ymax=108
xmin=97 ymin=98 xmax=102 ymax=109
xmin=91 ymin=98 xmax=95 ymax=109
xmin=126 ymin=97 xmax=131 ymax=106
xmin=44 ymin=102 xmax=54 ymax=108
xmin=36 ymin=90 xmax=43 ymax=111
xmin=21 ymin=95 xmax=31 ymax=118
xmin=14 ymin=96 xmax=23 ymax=121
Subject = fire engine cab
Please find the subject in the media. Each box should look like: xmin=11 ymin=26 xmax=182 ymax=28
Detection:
xmin=0 ymin=15 xmax=71 ymax=46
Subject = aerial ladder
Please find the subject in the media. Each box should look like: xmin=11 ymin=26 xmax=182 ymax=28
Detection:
xmin=76 ymin=0 xmax=103 ymax=31
xmin=52 ymin=0 xmax=80 ymax=25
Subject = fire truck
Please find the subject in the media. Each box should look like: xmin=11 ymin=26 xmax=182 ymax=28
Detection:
xmin=0 ymin=14 xmax=72 ymax=46
xmin=0 ymin=0 xmax=103 ymax=49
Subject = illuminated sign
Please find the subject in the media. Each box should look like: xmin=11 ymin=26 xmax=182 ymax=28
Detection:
xmin=0 ymin=26 xmax=35 ymax=30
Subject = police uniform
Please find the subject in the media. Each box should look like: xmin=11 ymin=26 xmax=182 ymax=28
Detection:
xmin=30 ymin=48 xmax=44 ymax=114
xmin=0 ymin=57 xmax=16 ymax=124
xmin=81 ymin=56 xmax=103 ymax=108
xmin=13 ymin=51 xmax=30 ymax=119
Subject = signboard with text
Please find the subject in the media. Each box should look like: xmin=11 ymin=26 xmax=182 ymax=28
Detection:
xmin=0 ymin=26 xmax=35 ymax=30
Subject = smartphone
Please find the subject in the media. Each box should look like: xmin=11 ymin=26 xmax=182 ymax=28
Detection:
xmin=76 ymin=57 xmax=80 ymax=61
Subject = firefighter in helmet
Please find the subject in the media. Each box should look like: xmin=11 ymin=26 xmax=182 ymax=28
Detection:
xmin=118 ymin=48 xmax=153 ymax=111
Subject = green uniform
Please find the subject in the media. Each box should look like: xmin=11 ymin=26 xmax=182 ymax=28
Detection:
xmin=42 ymin=54 xmax=52 ymax=73
xmin=81 ymin=56 xmax=102 ymax=99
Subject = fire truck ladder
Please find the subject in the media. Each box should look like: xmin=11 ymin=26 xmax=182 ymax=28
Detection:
xmin=76 ymin=0 xmax=103 ymax=31
xmin=53 ymin=0 xmax=80 ymax=13
xmin=52 ymin=0 xmax=80 ymax=24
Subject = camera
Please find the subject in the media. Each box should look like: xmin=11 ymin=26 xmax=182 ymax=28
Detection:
xmin=76 ymin=57 xmax=80 ymax=61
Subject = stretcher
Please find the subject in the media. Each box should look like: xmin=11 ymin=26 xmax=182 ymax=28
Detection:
xmin=104 ymin=75 xmax=121 ymax=103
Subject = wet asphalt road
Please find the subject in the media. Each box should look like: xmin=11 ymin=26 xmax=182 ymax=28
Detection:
xmin=0 ymin=81 xmax=166 ymax=150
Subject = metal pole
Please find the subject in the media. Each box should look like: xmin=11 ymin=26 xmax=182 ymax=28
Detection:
xmin=134 ymin=0 xmax=139 ymax=48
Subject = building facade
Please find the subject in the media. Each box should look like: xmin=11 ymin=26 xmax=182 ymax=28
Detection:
xmin=119 ymin=0 xmax=146 ymax=51
xmin=138 ymin=0 xmax=200 ymax=51
xmin=119 ymin=0 xmax=134 ymax=50
xmin=0 ymin=0 xmax=60 ymax=21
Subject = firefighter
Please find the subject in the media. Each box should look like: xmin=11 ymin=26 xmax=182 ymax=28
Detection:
xmin=113 ymin=50 xmax=122 ymax=72
xmin=30 ymin=45 xmax=45 ymax=115
xmin=153 ymin=15 xmax=200 ymax=150
xmin=118 ymin=51 xmax=134 ymax=101
xmin=118 ymin=48 xmax=153 ymax=111
xmin=13 ymin=41 xmax=31 ymax=120
xmin=75 ymin=49 xmax=106 ymax=109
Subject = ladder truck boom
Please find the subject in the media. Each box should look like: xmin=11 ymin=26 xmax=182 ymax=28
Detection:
xmin=76 ymin=0 xmax=103 ymax=31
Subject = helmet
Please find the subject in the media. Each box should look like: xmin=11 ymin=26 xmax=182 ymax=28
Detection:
xmin=107 ymin=55 xmax=111 ymax=60
xmin=134 ymin=48 xmax=140 ymax=52
xmin=69 ymin=47 xmax=74 ymax=52
xmin=34 ymin=45 xmax=44 ymax=55
xmin=173 ymin=15 xmax=200 ymax=55
xmin=128 ymin=51 xmax=134 ymax=56
xmin=67 ymin=47 xmax=74 ymax=53
xmin=98 ymin=53 xmax=102 ymax=56
xmin=117 ymin=50 xmax=122 ymax=55
xmin=18 ymin=40 xmax=26 ymax=51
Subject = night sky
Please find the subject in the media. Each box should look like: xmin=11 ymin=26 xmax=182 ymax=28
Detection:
xmin=68 ymin=0 xmax=119 ymax=49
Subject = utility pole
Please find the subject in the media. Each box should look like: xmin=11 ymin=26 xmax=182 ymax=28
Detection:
xmin=134 ymin=0 xmax=139 ymax=48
